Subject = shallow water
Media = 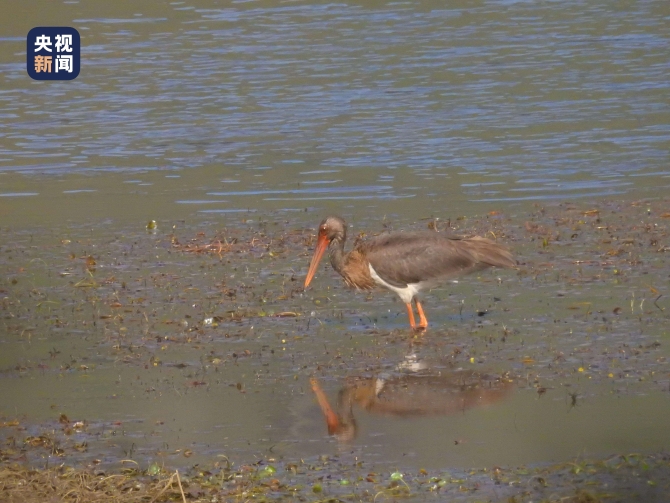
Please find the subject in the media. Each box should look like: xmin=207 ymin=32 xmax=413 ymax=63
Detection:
xmin=1 ymin=199 xmax=669 ymax=473
xmin=1 ymin=0 xmax=669 ymax=480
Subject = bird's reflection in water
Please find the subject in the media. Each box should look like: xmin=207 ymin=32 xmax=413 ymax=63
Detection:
xmin=311 ymin=366 xmax=514 ymax=443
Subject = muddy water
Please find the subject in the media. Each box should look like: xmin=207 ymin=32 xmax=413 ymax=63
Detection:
xmin=1 ymin=0 xmax=669 ymax=226
xmin=1 ymin=199 xmax=669 ymax=472
xmin=1 ymin=0 xmax=669 ymax=477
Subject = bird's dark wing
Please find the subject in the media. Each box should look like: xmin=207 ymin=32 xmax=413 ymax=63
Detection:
xmin=359 ymin=232 xmax=514 ymax=288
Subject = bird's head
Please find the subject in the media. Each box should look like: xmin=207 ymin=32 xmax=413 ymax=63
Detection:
xmin=304 ymin=216 xmax=347 ymax=288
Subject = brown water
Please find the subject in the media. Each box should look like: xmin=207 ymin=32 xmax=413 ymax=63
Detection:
xmin=1 ymin=0 xmax=669 ymax=476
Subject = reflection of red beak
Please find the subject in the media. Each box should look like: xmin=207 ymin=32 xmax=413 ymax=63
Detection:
xmin=304 ymin=234 xmax=330 ymax=288
xmin=310 ymin=378 xmax=340 ymax=435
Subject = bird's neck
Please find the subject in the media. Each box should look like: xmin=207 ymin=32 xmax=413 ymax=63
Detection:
xmin=335 ymin=387 xmax=357 ymax=438
xmin=328 ymin=237 xmax=347 ymax=276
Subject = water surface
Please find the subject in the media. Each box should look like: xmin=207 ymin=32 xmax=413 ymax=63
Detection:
xmin=1 ymin=0 xmax=669 ymax=483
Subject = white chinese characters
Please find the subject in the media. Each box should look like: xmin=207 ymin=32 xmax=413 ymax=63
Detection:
xmin=55 ymin=55 xmax=73 ymax=73
xmin=34 ymin=34 xmax=52 ymax=52
xmin=55 ymin=34 xmax=73 ymax=53
xmin=28 ymin=27 xmax=79 ymax=80
xmin=33 ymin=32 xmax=74 ymax=74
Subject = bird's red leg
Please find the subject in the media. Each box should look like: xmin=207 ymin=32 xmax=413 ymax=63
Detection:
xmin=414 ymin=299 xmax=428 ymax=331
xmin=405 ymin=303 xmax=417 ymax=330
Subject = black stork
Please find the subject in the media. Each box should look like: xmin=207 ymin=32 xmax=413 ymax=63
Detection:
xmin=304 ymin=216 xmax=516 ymax=331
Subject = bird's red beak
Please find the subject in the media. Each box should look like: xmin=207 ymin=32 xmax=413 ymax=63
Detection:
xmin=304 ymin=233 xmax=330 ymax=288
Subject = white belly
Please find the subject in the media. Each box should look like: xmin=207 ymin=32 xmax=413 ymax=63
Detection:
xmin=368 ymin=263 xmax=422 ymax=304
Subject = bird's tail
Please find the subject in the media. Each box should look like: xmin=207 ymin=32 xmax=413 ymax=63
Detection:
xmin=465 ymin=236 xmax=516 ymax=269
